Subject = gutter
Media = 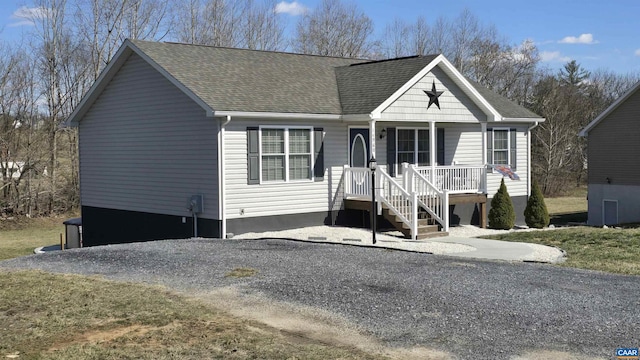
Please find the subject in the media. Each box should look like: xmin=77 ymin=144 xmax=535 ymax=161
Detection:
xmin=527 ymin=121 xmax=539 ymax=197
xmin=218 ymin=115 xmax=232 ymax=238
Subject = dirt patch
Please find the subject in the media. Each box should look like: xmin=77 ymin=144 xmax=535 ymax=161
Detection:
xmin=48 ymin=323 xmax=175 ymax=351
xmin=195 ymin=286 xmax=452 ymax=360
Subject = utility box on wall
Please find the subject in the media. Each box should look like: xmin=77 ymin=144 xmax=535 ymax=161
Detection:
xmin=189 ymin=195 xmax=204 ymax=213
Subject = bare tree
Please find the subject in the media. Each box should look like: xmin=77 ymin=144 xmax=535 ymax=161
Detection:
xmin=75 ymin=0 xmax=172 ymax=81
xmin=174 ymin=0 xmax=244 ymax=47
xmin=293 ymin=0 xmax=374 ymax=58
xmin=379 ymin=18 xmax=410 ymax=58
xmin=239 ymin=0 xmax=286 ymax=51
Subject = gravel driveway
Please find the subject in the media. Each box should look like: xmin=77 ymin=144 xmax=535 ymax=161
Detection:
xmin=2 ymin=238 xmax=638 ymax=359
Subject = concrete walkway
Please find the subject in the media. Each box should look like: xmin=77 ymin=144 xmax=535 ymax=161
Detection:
xmin=232 ymin=226 xmax=567 ymax=264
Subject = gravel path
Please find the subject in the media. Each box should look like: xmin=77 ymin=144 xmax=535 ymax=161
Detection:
xmin=2 ymin=238 xmax=637 ymax=359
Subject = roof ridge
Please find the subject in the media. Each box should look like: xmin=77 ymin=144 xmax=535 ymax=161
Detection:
xmin=344 ymin=54 xmax=439 ymax=67
xmin=132 ymin=39 xmax=368 ymax=61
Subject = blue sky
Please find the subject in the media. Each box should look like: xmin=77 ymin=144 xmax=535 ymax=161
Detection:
xmin=0 ymin=0 xmax=638 ymax=74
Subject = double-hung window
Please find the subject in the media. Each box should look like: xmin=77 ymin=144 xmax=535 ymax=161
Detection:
xmin=397 ymin=129 xmax=430 ymax=166
xmin=260 ymin=127 xmax=312 ymax=182
xmin=487 ymin=128 xmax=517 ymax=170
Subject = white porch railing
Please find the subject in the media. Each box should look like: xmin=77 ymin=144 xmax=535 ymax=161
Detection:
xmin=404 ymin=164 xmax=449 ymax=232
xmin=343 ymin=165 xmax=371 ymax=199
xmin=377 ymin=169 xmax=418 ymax=240
xmin=343 ymin=164 xmax=485 ymax=236
xmin=415 ymin=165 xmax=486 ymax=194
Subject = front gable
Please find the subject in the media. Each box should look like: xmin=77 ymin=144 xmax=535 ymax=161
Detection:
xmin=379 ymin=65 xmax=486 ymax=122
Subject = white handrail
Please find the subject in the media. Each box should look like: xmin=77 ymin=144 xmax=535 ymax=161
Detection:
xmin=377 ymin=169 xmax=418 ymax=240
xmin=415 ymin=165 xmax=486 ymax=194
xmin=405 ymin=165 xmax=449 ymax=232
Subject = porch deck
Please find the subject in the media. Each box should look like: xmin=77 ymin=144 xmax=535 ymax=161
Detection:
xmin=344 ymin=192 xmax=487 ymax=229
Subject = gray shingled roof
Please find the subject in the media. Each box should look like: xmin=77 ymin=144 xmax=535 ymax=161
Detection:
xmin=129 ymin=40 xmax=540 ymax=119
xmin=131 ymin=40 xmax=364 ymax=114
xmin=467 ymin=79 xmax=541 ymax=119
xmin=335 ymin=55 xmax=438 ymax=115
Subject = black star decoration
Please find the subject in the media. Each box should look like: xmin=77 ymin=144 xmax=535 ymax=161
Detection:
xmin=424 ymin=81 xmax=444 ymax=110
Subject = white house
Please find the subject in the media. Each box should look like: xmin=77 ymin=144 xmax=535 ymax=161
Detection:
xmin=65 ymin=40 xmax=544 ymax=246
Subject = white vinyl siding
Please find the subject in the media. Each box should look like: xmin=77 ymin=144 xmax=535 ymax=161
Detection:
xmin=79 ymin=53 xmax=219 ymax=220
xmin=226 ymin=119 xmax=347 ymax=219
xmin=380 ymin=65 xmax=486 ymax=123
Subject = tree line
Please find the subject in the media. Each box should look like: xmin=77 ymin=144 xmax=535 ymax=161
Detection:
xmin=0 ymin=0 xmax=638 ymax=216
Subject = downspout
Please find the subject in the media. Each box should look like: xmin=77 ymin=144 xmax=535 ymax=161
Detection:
xmin=481 ymin=122 xmax=487 ymax=193
xmin=218 ymin=115 xmax=232 ymax=238
xmin=527 ymin=121 xmax=539 ymax=197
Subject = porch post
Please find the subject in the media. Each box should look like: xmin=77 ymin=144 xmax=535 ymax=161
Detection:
xmin=429 ymin=121 xmax=436 ymax=184
xmin=369 ymin=119 xmax=376 ymax=159
xmin=481 ymin=122 xmax=487 ymax=165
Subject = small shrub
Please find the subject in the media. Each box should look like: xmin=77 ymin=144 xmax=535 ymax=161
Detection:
xmin=489 ymin=178 xmax=515 ymax=230
xmin=524 ymin=180 xmax=550 ymax=228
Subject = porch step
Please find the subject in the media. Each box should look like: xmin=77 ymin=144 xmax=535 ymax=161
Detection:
xmin=381 ymin=206 xmax=447 ymax=239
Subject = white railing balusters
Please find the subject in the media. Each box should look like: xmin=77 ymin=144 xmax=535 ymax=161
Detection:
xmin=405 ymin=165 xmax=449 ymax=231
xmin=416 ymin=165 xmax=486 ymax=194
xmin=343 ymin=166 xmax=371 ymax=199
xmin=344 ymin=164 xmax=473 ymax=236
xmin=377 ymin=170 xmax=417 ymax=238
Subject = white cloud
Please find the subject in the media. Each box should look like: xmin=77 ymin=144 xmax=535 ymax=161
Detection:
xmin=559 ymin=33 xmax=598 ymax=44
xmin=275 ymin=1 xmax=308 ymax=16
xmin=635 ymin=49 xmax=640 ymax=57
xmin=9 ymin=6 xmax=49 ymax=27
xmin=540 ymin=51 xmax=571 ymax=63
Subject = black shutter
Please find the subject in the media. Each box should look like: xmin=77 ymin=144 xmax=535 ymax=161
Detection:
xmin=247 ymin=127 xmax=259 ymax=184
xmin=437 ymin=128 xmax=445 ymax=165
xmin=386 ymin=127 xmax=396 ymax=176
xmin=313 ymin=128 xmax=324 ymax=181
xmin=510 ymin=128 xmax=517 ymax=171
xmin=486 ymin=128 xmax=493 ymax=165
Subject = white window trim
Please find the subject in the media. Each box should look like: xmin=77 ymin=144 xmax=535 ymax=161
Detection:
xmin=489 ymin=127 xmax=513 ymax=171
xmin=258 ymin=125 xmax=314 ymax=184
xmin=396 ymin=127 xmax=431 ymax=168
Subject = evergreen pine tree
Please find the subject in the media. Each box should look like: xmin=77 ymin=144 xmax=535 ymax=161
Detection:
xmin=524 ymin=180 xmax=550 ymax=228
xmin=488 ymin=178 xmax=516 ymax=230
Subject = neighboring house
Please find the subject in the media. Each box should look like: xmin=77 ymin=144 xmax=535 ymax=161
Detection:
xmin=1 ymin=161 xmax=25 ymax=180
xmin=579 ymin=81 xmax=640 ymax=226
xmin=65 ymin=39 xmax=544 ymax=246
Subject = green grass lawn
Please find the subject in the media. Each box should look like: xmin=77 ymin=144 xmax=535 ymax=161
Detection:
xmin=487 ymin=227 xmax=640 ymax=275
xmin=0 ymin=216 xmax=67 ymax=260
xmin=0 ymin=270 xmax=386 ymax=360
xmin=0 ymin=218 xmax=389 ymax=359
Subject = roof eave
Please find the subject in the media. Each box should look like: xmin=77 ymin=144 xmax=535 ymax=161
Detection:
xmin=214 ymin=110 xmax=343 ymax=120
xmin=502 ymin=117 xmax=546 ymax=123
xmin=65 ymin=41 xmax=134 ymax=127
xmin=579 ymin=80 xmax=640 ymax=137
